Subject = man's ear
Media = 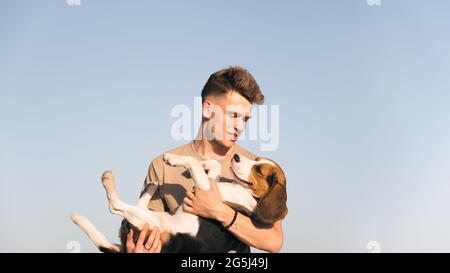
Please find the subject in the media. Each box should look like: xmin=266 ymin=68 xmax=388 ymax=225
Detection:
xmin=203 ymin=100 xmax=213 ymax=119
xmin=252 ymin=168 xmax=288 ymax=225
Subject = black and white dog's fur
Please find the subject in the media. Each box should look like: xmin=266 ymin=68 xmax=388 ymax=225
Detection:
xmin=71 ymin=153 xmax=287 ymax=252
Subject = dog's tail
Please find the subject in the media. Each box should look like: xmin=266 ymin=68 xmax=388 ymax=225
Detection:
xmin=70 ymin=212 xmax=121 ymax=253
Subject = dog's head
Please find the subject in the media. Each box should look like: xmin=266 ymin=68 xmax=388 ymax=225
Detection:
xmin=231 ymin=154 xmax=288 ymax=225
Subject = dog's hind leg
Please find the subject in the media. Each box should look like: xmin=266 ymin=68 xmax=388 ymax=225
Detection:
xmin=101 ymin=171 xmax=161 ymax=230
xmin=70 ymin=213 xmax=121 ymax=253
xmin=101 ymin=171 xmax=126 ymax=214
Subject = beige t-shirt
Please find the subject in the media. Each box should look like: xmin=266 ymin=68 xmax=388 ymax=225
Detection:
xmin=141 ymin=141 xmax=258 ymax=214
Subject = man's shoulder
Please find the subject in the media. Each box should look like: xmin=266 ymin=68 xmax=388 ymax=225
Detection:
xmin=150 ymin=142 xmax=192 ymax=167
xmin=149 ymin=142 xmax=259 ymax=168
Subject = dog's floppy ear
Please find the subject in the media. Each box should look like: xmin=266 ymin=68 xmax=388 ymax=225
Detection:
xmin=252 ymin=167 xmax=288 ymax=225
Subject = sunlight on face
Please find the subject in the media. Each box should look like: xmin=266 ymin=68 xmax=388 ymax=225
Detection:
xmin=203 ymin=91 xmax=252 ymax=148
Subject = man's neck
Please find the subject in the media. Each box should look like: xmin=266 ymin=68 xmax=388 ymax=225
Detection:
xmin=192 ymin=137 xmax=234 ymax=161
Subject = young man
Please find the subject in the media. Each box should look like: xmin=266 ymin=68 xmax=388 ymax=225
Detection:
xmin=126 ymin=66 xmax=284 ymax=253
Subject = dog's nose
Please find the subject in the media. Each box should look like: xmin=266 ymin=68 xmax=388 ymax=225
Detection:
xmin=233 ymin=154 xmax=240 ymax=163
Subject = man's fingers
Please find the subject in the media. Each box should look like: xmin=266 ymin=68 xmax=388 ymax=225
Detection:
xmin=183 ymin=204 xmax=194 ymax=213
xmin=136 ymin=223 xmax=149 ymax=247
xmin=183 ymin=197 xmax=193 ymax=206
xmin=151 ymin=230 xmax=161 ymax=251
xmin=145 ymin=228 xmax=161 ymax=253
xmin=209 ymin=178 xmax=218 ymax=190
xmin=185 ymin=190 xmax=195 ymax=199
xmin=145 ymin=228 xmax=157 ymax=250
xmin=154 ymin=237 xmax=162 ymax=253
xmin=126 ymin=229 xmax=135 ymax=253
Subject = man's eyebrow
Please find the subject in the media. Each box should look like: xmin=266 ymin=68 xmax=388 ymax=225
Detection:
xmin=226 ymin=110 xmax=251 ymax=120
xmin=227 ymin=110 xmax=242 ymax=116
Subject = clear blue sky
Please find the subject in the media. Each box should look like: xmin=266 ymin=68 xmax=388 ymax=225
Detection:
xmin=1 ymin=0 xmax=450 ymax=252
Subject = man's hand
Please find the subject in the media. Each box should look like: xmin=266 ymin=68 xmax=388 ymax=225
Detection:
xmin=126 ymin=223 xmax=162 ymax=253
xmin=183 ymin=178 xmax=228 ymax=221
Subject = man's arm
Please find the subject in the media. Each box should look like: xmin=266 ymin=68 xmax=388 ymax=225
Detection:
xmin=183 ymin=179 xmax=284 ymax=253
xmin=218 ymin=206 xmax=284 ymax=253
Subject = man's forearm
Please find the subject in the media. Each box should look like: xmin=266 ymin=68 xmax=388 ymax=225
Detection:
xmin=216 ymin=205 xmax=284 ymax=253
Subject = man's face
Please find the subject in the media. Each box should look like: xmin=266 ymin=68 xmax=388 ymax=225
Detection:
xmin=203 ymin=91 xmax=252 ymax=149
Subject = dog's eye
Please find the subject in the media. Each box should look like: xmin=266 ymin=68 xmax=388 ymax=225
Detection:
xmin=255 ymin=165 xmax=262 ymax=174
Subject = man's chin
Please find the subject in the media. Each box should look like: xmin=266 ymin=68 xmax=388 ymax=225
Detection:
xmin=216 ymin=139 xmax=236 ymax=149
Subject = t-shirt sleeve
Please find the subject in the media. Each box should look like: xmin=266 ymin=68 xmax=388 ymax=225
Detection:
xmin=140 ymin=159 xmax=167 ymax=212
xmin=140 ymin=161 xmax=159 ymax=193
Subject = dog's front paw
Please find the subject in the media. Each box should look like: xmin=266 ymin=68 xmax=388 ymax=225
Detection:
xmin=163 ymin=153 xmax=185 ymax=167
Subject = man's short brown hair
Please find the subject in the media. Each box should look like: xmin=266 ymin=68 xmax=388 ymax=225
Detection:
xmin=201 ymin=66 xmax=265 ymax=105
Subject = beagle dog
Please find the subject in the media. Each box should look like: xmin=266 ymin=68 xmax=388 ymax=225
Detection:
xmin=71 ymin=153 xmax=287 ymax=253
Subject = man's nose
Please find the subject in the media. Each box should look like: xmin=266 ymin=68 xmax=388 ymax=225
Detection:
xmin=234 ymin=120 xmax=246 ymax=133
xmin=235 ymin=123 xmax=245 ymax=134
xmin=233 ymin=154 xmax=240 ymax=163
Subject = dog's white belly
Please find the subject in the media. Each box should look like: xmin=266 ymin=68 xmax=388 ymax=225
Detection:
xmin=164 ymin=207 xmax=200 ymax=236
xmin=154 ymin=183 xmax=256 ymax=238
xmin=136 ymin=182 xmax=256 ymax=238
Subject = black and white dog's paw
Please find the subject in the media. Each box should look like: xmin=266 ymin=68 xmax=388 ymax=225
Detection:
xmin=164 ymin=153 xmax=188 ymax=167
xmin=101 ymin=170 xmax=116 ymax=190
